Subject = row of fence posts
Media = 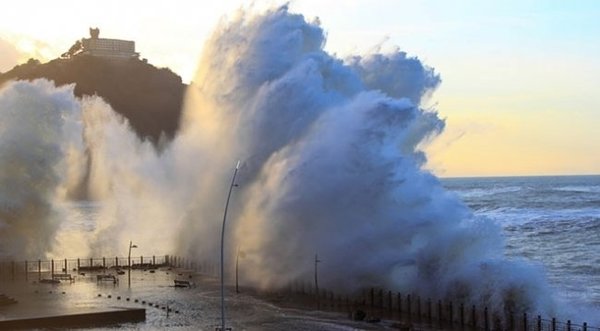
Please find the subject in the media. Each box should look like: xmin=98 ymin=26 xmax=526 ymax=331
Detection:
xmin=277 ymin=281 xmax=592 ymax=331
xmin=0 ymin=255 xmax=169 ymax=281
xmin=165 ymin=257 xmax=596 ymax=331
xmin=2 ymin=256 xmax=595 ymax=331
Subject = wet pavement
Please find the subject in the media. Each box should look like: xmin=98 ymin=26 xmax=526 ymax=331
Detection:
xmin=0 ymin=268 xmax=395 ymax=330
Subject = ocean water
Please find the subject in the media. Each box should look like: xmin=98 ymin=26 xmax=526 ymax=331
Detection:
xmin=3 ymin=175 xmax=599 ymax=330
xmin=441 ymin=175 xmax=600 ymax=308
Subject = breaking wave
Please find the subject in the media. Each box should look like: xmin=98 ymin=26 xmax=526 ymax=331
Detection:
xmin=0 ymin=5 xmax=561 ymax=320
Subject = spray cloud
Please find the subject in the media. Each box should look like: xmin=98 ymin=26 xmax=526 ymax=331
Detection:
xmin=173 ymin=5 xmax=553 ymax=316
xmin=0 ymin=5 xmax=557 ymax=318
xmin=0 ymin=79 xmax=82 ymax=259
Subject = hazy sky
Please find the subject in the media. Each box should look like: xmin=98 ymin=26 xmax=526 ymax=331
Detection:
xmin=1 ymin=0 xmax=598 ymax=177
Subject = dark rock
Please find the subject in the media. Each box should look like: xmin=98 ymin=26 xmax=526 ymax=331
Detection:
xmin=0 ymin=56 xmax=186 ymax=143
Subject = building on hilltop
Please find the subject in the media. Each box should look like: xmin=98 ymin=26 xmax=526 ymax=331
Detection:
xmin=62 ymin=28 xmax=139 ymax=60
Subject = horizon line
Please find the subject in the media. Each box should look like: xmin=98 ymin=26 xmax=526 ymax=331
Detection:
xmin=439 ymin=173 xmax=600 ymax=180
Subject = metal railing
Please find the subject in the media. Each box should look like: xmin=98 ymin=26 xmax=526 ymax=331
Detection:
xmin=2 ymin=255 xmax=596 ymax=331
xmin=0 ymin=255 xmax=169 ymax=281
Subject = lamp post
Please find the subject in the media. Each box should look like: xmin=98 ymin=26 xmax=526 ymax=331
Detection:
xmin=220 ymin=161 xmax=240 ymax=331
xmin=128 ymin=241 xmax=138 ymax=288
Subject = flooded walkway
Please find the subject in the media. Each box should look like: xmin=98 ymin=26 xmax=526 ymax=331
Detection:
xmin=0 ymin=267 xmax=395 ymax=330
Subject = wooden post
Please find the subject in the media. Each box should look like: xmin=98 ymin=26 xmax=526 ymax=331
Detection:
xmin=141 ymin=256 xmax=144 ymax=265
xmin=583 ymin=322 xmax=587 ymax=331
xmin=552 ymin=318 xmax=556 ymax=331
xmin=509 ymin=311 xmax=515 ymax=331
xmin=416 ymin=296 xmax=421 ymax=321
xmin=51 ymin=259 xmax=54 ymax=277
xmin=427 ymin=299 xmax=432 ymax=324
xmin=472 ymin=305 xmax=477 ymax=328
xmin=449 ymin=301 xmax=453 ymax=325
xmin=77 ymin=258 xmax=80 ymax=270
xmin=331 ymin=291 xmax=335 ymax=309
xmin=537 ymin=315 xmax=542 ymax=331
xmin=484 ymin=307 xmax=489 ymax=331
xmin=523 ymin=313 xmax=528 ymax=331
xmin=103 ymin=257 xmax=106 ymax=268
xmin=438 ymin=300 xmax=443 ymax=325
xmin=64 ymin=258 xmax=67 ymax=272
xmin=153 ymin=255 xmax=156 ymax=265
xmin=407 ymin=294 xmax=412 ymax=320
xmin=89 ymin=258 xmax=93 ymax=268
xmin=460 ymin=303 xmax=465 ymax=327
xmin=567 ymin=320 xmax=571 ymax=331
xmin=38 ymin=260 xmax=41 ymax=280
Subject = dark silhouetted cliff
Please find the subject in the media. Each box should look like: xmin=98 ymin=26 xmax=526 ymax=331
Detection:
xmin=0 ymin=56 xmax=186 ymax=141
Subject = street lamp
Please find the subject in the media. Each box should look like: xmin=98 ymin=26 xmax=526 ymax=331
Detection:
xmin=220 ymin=160 xmax=240 ymax=331
xmin=128 ymin=241 xmax=138 ymax=287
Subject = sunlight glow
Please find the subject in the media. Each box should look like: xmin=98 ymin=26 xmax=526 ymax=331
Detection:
xmin=1 ymin=0 xmax=598 ymax=176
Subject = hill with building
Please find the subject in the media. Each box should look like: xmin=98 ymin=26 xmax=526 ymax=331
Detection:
xmin=0 ymin=29 xmax=185 ymax=141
